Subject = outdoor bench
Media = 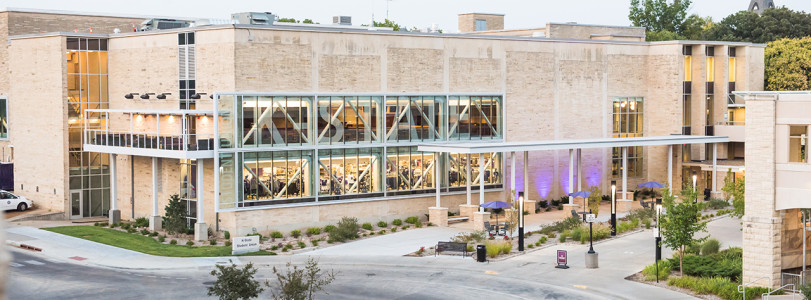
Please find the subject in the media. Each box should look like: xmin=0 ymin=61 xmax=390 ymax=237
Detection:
xmin=435 ymin=241 xmax=468 ymax=257
xmin=448 ymin=216 xmax=469 ymax=223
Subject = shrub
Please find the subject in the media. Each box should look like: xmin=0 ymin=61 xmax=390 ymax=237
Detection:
xmin=415 ymin=222 xmax=422 ymax=228
xmin=225 ymin=241 xmax=232 ymax=247
xmin=127 ymin=228 xmax=137 ymax=234
xmin=170 ymin=239 xmax=177 ymax=245
xmin=150 ymin=231 xmax=158 ymax=237
xmin=377 ymin=221 xmax=387 ymax=228
xmin=290 ymin=230 xmax=302 ymax=239
xmin=557 ymin=205 xmax=563 ymax=210
xmin=328 ymin=217 xmax=360 ymax=242
xmin=642 ymin=261 xmax=671 ymax=281
xmin=324 ymin=225 xmax=337 ymax=232
xmin=392 ymin=219 xmax=403 ymax=226
xmin=369 ymin=232 xmax=375 ymax=236
xmin=207 ymin=260 xmax=263 ymax=300
xmin=391 ymin=227 xmax=397 ymax=232
xmin=708 ymin=198 xmax=730 ymax=210
xmin=140 ymin=229 xmax=150 ymax=235
xmin=540 ymin=236 xmax=548 ymax=244
xmin=266 ymin=231 xmax=281 ymax=239
xmin=158 ymin=235 xmax=166 ymax=243
xmin=528 ymin=244 xmax=534 ymax=249
xmin=627 ymin=208 xmax=656 ymax=222
xmin=550 ymin=199 xmax=561 ymax=207
xmin=570 ymin=227 xmax=584 ymax=242
xmin=378 ymin=230 xmax=386 ymax=235
xmin=539 ymin=216 xmax=581 ymax=236
xmin=271 ymin=245 xmax=279 ymax=251
xmin=558 ymin=233 xmax=567 ymax=243
xmin=643 ymin=219 xmax=652 ymax=229
xmin=450 ymin=231 xmax=486 ymax=244
xmin=545 ymin=207 xmax=552 ymax=212
xmin=209 ymin=239 xmax=217 ymax=245
xmin=134 ymin=217 xmax=149 ymax=228
xmin=186 ymin=240 xmax=194 ymax=247
xmin=548 ymin=232 xmax=556 ymax=238
xmin=539 ymin=200 xmax=549 ymax=208
xmin=701 ymin=238 xmax=721 ymax=256
xmin=484 ymin=240 xmax=512 ymax=258
xmin=578 ymin=223 xmax=611 ymax=244
xmin=297 ymin=241 xmax=306 ymax=249
xmin=306 ymin=227 xmax=321 ymax=236
xmin=362 ymin=223 xmax=373 ymax=230
xmin=801 ymin=284 xmax=811 ymax=300
xmin=224 ymin=231 xmax=231 ymax=240
xmin=94 ymin=222 xmax=100 ymax=226
xmin=312 ymin=240 xmax=319 ymax=247
xmin=405 ymin=216 xmax=419 ymax=224
xmin=248 ymin=233 xmax=264 ymax=241
xmin=163 ymin=194 xmax=188 ymax=235
xmin=466 ymin=245 xmax=474 ymax=252
xmin=667 ymin=275 xmax=773 ymax=300
xmin=121 ymin=223 xmax=131 ymax=230
xmin=427 ymin=222 xmax=433 ymax=227
xmin=401 ymin=226 xmax=409 ymax=230
xmin=670 ymin=249 xmax=743 ymax=281
xmin=267 ymin=258 xmax=336 ymax=300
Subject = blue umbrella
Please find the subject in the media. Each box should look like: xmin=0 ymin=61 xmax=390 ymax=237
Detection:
xmin=638 ymin=181 xmax=665 ymax=188
xmin=480 ymin=201 xmax=513 ymax=231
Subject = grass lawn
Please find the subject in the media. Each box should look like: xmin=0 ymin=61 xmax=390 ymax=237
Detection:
xmin=43 ymin=226 xmax=274 ymax=257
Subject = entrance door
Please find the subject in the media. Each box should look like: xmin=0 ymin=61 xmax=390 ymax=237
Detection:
xmin=70 ymin=190 xmax=82 ymax=219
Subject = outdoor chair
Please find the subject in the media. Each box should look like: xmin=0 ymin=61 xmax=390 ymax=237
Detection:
xmin=571 ymin=209 xmax=578 ymax=218
xmin=640 ymin=199 xmax=651 ymax=209
xmin=484 ymin=221 xmax=495 ymax=236
xmin=499 ymin=224 xmax=510 ymax=236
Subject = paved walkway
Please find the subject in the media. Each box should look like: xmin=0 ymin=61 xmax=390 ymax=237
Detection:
xmin=303 ymin=226 xmax=467 ymax=256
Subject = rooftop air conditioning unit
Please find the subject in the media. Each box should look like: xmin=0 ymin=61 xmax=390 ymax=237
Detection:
xmin=333 ymin=16 xmax=351 ymax=26
xmin=231 ymin=12 xmax=276 ymax=25
xmin=139 ymin=19 xmax=192 ymax=31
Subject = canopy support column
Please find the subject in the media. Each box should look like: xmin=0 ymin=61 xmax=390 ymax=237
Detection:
xmin=568 ymin=149 xmax=574 ymax=204
xmin=668 ymin=145 xmax=673 ymax=195
xmin=622 ymin=147 xmax=628 ymax=202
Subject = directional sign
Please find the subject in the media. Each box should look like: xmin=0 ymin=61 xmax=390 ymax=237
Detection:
xmin=653 ymin=227 xmax=660 ymax=238
xmin=555 ymin=250 xmax=569 ymax=269
xmin=585 ymin=214 xmax=597 ymax=223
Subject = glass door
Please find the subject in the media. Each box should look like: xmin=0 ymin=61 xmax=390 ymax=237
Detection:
xmin=70 ymin=190 xmax=82 ymax=219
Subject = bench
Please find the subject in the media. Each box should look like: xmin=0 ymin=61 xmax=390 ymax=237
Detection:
xmin=436 ymin=241 xmax=468 ymax=257
xmin=448 ymin=216 xmax=469 ymax=224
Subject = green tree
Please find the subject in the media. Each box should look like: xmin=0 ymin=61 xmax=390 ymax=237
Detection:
xmin=277 ymin=18 xmax=299 ymax=23
xmin=659 ymin=186 xmax=707 ymax=276
xmin=587 ymin=186 xmax=601 ymax=216
xmin=721 ymin=171 xmax=745 ymax=218
xmin=765 ymin=37 xmax=811 ymax=91
xmin=162 ymin=194 xmax=188 ymax=235
xmin=372 ymin=19 xmax=402 ymax=31
xmin=302 ymin=19 xmax=314 ymax=24
xmin=208 ymin=260 xmax=264 ymax=300
xmin=703 ymin=8 xmax=811 ymax=44
xmin=267 ymin=258 xmax=337 ymax=300
xmin=629 ymin=0 xmax=693 ymax=33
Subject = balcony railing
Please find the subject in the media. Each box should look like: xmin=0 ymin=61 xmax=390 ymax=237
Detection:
xmin=86 ymin=130 xmax=215 ymax=151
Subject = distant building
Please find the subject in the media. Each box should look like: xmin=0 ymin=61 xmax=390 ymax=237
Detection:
xmin=749 ymin=0 xmax=776 ymax=14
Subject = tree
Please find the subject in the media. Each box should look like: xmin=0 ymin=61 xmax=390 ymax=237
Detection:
xmin=659 ymin=186 xmax=707 ymax=276
xmin=277 ymin=18 xmax=300 ymax=24
xmin=267 ymin=258 xmax=336 ymax=300
xmin=162 ymin=194 xmax=188 ymax=235
xmin=208 ymin=260 xmax=264 ymax=300
xmin=765 ymin=37 xmax=811 ymax=91
xmin=587 ymin=186 xmax=601 ymax=216
xmin=629 ymin=0 xmax=693 ymax=33
xmin=721 ymin=170 xmax=745 ymax=218
xmin=372 ymin=19 xmax=402 ymax=31
xmin=302 ymin=19 xmax=314 ymax=24
xmin=505 ymin=190 xmax=518 ymax=237
xmin=703 ymin=8 xmax=811 ymax=44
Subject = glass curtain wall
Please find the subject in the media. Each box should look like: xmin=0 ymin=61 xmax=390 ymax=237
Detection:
xmin=217 ymin=94 xmax=503 ymax=210
xmin=67 ymin=38 xmax=110 ymax=217
xmin=179 ymin=159 xmax=197 ymax=227
xmin=611 ymin=97 xmax=644 ymax=178
xmin=0 ymin=98 xmax=7 ymax=139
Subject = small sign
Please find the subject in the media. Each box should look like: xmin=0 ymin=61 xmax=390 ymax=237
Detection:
xmin=653 ymin=228 xmax=660 ymax=238
xmin=232 ymin=236 xmax=260 ymax=255
xmin=555 ymin=250 xmax=569 ymax=269
xmin=585 ymin=214 xmax=597 ymax=223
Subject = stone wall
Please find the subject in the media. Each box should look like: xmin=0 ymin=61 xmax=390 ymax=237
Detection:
xmin=546 ymin=23 xmax=646 ymax=40
xmin=458 ymin=13 xmax=504 ymax=33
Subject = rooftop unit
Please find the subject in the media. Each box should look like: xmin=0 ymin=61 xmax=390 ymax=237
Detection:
xmin=333 ymin=16 xmax=351 ymax=26
xmin=232 ymin=12 xmax=276 ymax=25
xmin=139 ymin=18 xmax=192 ymax=31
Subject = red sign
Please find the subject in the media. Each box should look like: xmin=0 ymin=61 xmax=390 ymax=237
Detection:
xmin=557 ymin=250 xmax=567 ymax=266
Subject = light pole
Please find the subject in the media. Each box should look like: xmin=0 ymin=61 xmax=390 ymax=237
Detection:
xmin=610 ymin=180 xmax=617 ymax=236
xmin=692 ymin=170 xmax=698 ymax=192
xmin=655 ymin=204 xmax=663 ymax=283
xmin=518 ymin=192 xmax=525 ymax=251
xmin=588 ymin=209 xmax=595 ymax=254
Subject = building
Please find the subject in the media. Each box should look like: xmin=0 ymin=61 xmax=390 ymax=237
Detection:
xmin=749 ymin=0 xmax=777 ymax=14
xmin=740 ymin=91 xmax=811 ymax=288
xmin=1 ymin=8 xmax=764 ymax=240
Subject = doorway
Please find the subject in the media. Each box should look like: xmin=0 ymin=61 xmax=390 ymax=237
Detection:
xmin=70 ymin=190 xmax=82 ymax=219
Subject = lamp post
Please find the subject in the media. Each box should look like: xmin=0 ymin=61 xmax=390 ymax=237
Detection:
xmin=588 ymin=209 xmax=595 ymax=254
xmin=655 ymin=204 xmax=663 ymax=283
xmin=518 ymin=192 xmax=525 ymax=251
xmin=611 ymin=180 xmax=617 ymax=236
xmin=692 ymin=170 xmax=698 ymax=192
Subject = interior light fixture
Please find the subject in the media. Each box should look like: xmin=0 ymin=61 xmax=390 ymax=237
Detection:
xmin=621 ymin=101 xmax=627 ymax=108
xmin=124 ymin=93 xmax=139 ymax=99
xmin=157 ymin=93 xmax=172 ymax=100
xmin=140 ymin=93 xmax=156 ymax=100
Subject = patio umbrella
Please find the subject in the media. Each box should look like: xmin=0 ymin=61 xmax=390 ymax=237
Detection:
xmin=569 ymin=191 xmax=591 ymax=220
xmin=480 ymin=201 xmax=512 ymax=229
xmin=638 ymin=181 xmax=665 ymax=189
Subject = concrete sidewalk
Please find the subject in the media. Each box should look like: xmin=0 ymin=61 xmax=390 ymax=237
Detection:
xmin=303 ymin=226 xmax=467 ymax=256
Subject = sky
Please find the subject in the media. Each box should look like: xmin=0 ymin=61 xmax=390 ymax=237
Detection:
xmin=4 ymin=0 xmax=811 ymax=33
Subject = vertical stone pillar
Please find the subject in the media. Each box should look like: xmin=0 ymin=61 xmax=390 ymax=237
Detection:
xmin=108 ymin=154 xmax=120 ymax=224
xmin=194 ymin=159 xmax=208 ymax=241
xmin=742 ymin=96 xmax=781 ymax=288
xmin=149 ymin=157 xmax=162 ymax=231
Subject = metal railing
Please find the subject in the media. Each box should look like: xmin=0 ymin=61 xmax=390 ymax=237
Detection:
xmin=85 ymin=130 xmax=215 ymax=151
xmin=763 ymin=284 xmax=796 ymax=299
xmin=781 ymin=273 xmax=802 ymax=293
xmin=739 ymin=276 xmax=772 ymax=300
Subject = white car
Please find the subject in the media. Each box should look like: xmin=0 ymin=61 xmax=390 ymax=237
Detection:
xmin=0 ymin=191 xmax=31 ymax=211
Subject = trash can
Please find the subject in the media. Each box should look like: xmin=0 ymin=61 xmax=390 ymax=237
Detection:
xmin=476 ymin=245 xmax=487 ymax=262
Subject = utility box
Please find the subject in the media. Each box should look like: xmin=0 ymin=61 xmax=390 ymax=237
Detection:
xmin=232 ymin=12 xmax=275 ymax=25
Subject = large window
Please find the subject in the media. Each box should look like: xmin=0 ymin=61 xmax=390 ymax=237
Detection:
xmin=0 ymin=97 xmax=7 ymax=139
xmin=706 ymin=46 xmax=715 ymax=82
xmin=683 ymin=45 xmax=692 ymax=82
xmin=216 ymin=93 xmax=504 ymax=210
xmin=242 ymin=150 xmax=313 ymax=205
xmin=475 ymin=19 xmax=487 ymax=31
xmin=448 ymin=96 xmax=501 ymax=140
xmin=241 ymin=96 xmax=312 ymax=147
xmin=318 ymin=148 xmax=383 ymax=200
xmin=790 ymin=126 xmax=808 ymax=163
xmin=178 ymin=32 xmax=196 ymax=109
xmin=385 ymin=96 xmax=443 ymax=142
xmin=179 ymin=159 xmax=197 ymax=228
xmin=612 ymin=97 xmax=644 ymax=178
xmin=319 ymin=96 xmax=381 ymax=144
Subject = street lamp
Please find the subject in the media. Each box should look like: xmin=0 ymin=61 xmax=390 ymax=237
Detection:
xmin=655 ymin=204 xmax=663 ymax=283
xmin=692 ymin=170 xmax=698 ymax=191
xmin=611 ymin=180 xmax=617 ymax=236
xmin=518 ymin=192 xmax=525 ymax=251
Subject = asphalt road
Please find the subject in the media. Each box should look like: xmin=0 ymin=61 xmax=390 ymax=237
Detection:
xmin=7 ymin=250 xmax=592 ymax=300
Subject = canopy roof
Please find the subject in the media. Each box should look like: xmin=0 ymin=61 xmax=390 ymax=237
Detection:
xmin=417 ymin=135 xmax=728 ymax=154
